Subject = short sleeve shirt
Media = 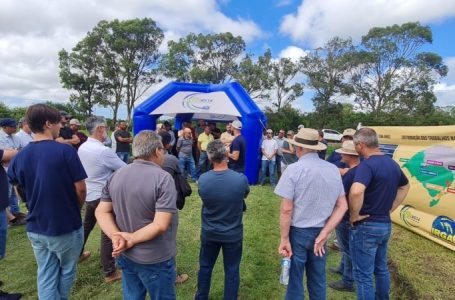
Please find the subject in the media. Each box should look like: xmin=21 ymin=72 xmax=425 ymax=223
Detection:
xmin=274 ymin=153 xmax=345 ymax=228
xmin=8 ymin=140 xmax=87 ymax=235
xmin=177 ymin=137 xmax=193 ymax=157
xmin=114 ymin=130 xmax=131 ymax=153
xmin=229 ymin=135 xmax=246 ymax=171
xmin=198 ymin=133 xmax=214 ymax=151
xmin=353 ymin=155 xmax=409 ymax=222
xmin=261 ymin=139 xmax=278 ymax=161
xmin=101 ymin=160 xmax=178 ymax=264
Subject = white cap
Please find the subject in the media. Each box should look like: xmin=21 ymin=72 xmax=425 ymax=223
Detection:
xmin=232 ymin=120 xmax=242 ymax=130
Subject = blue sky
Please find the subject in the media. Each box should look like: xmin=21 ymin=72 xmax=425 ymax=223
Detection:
xmin=1 ymin=0 xmax=455 ymax=119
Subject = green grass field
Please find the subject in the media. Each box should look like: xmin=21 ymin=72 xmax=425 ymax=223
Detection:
xmin=1 ymin=184 xmax=454 ymax=299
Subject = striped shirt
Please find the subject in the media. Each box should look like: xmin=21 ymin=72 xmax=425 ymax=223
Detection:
xmin=274 ymin=153 xmax=344 ymax=228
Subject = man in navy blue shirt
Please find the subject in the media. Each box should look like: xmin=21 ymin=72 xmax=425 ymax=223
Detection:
xmin=8 ymin=104 xmax=87 ymax=300
xmin=196 ymin=139 xmax=249 ymax=300
xmin=227 ymin=120 xmax=246 ymax=173
xmin=349 ymin=128 xmax=409 ymax=300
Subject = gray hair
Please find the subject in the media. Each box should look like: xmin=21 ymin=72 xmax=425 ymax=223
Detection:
xmin=353 ymin=127 xmax=379 ymax=148
xmin=206 ymin=139 xmax=227 ymax=164
xmin=85 ymin=116 xmax=106 ymax=135
xmin=132 ymin=130 xmax=163 ymax=159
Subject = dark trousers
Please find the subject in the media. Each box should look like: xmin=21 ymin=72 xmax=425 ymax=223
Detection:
xmin=82 ymin=199 xmax=116 ymax=276
xmin=195 ymin=238 xmax=242 ymax=300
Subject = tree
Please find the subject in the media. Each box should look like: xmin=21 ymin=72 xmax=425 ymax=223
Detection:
xmin=349 ymin=22 xmax=448 ymax=118
xmin=301 ymin=37 xmax=355 ymax=128
xmin=233 ymin=49 xmax=273 ymax=100
xmin=58 ymin=30 xmax=105 ymax=117
xmin=103 ymin=19 xmax=164 ymax=124
xmin=264 ymin=105 xmax=303 ymax=132
xmin=267 ymin=57 xmax=303 ymax=112
xmin=162 ymin=32 xmax=245 ymax=84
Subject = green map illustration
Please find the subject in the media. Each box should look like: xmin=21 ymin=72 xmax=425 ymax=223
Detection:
xmin=402 ymin=145 xmax=455 ymax=207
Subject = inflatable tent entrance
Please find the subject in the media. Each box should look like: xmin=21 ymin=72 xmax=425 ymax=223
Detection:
xmin=133 ymin=81 xmax=267 ymax=184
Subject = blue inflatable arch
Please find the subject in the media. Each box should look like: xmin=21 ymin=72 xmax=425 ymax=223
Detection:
xmin=133 ymin=81 xmax=267 ymax=184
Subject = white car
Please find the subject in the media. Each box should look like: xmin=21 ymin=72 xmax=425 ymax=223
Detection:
xmin=322 ymin=129 xmax=343 ymax=142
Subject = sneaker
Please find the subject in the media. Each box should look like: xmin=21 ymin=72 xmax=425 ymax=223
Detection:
xmin=175 ymin=273 xmax=189 ymax=284
xmin=105 ymin=270 xmax=122 ymax=283
xmin=329 ymin=280 xmax=354 ymax=292
xmin=9 ymin=218 xmax=26 ymax=226
xmin=0 ymin=290 xmax=22 ymax=300
xmin=78 ymin=251 xmax=91 ymax=263
xmin=329 ymin=267 xmax=342 ymax=275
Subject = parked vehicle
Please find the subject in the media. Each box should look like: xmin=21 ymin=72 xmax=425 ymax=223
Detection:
xmin=322 ymin=129 xmax=343 ymax=142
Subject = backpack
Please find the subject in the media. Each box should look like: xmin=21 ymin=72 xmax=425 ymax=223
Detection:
xmin=173 ymin=171 xmax=192 ymax=210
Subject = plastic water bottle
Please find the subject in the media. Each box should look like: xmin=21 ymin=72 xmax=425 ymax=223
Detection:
xmin=280 ymin=257 xmax=291 ymax=285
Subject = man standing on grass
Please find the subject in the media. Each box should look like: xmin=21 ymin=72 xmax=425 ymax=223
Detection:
xmin=349 ymin=128 xmax=410 ymax=300
xmin=197 ymin=125 xmax=214 ymax=177
xmin=8 ymin=104 xmax=87 ymax=299
xmin=77 ymin=116 xmax=126 ymax=282
xmin=329 ymin=140 xmax=360 ymax=293
xmin=95 ymin=130 xmax=178 ymax=299
xmin=195 ymin=140 xmax=249 ymax=300
xmin=260 ymin=129 xmax=278 ymax=187
xmin=275 ymin=128 xmax=347 ymax=300
xmin=227 ymin=120 xmax=246 ymax=174
xmin=114 ymin=121 xmax=133 ymax=163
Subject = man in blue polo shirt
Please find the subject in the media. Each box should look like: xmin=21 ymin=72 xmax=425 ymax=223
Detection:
xmin=349 ymin=128 xmax=410 ymax=300
xmin=8 ymin=104 xmax=87 ymax=300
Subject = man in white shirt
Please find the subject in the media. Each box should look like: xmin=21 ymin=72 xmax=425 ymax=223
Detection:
xmin=15 ymin=118 xmax=34 ymax=147
xmin=77 ymin=116 xmax=126 ymax=283
xmin=260 ymin=129 xmax=278 ymax=187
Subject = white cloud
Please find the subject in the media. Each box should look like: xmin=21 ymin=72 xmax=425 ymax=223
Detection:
xmin=278 ymin=45 xmax=308 ymax=61
xmin=280 ymin=0 xmax=455 ymax=48
xmin=0 ymin=0 xmax=263 ymax=113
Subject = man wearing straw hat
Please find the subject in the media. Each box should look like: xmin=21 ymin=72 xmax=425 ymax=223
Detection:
xmin=329 ymin=140 xmax=360 ymax=293
xmin=275 ymin=128 xmax=348 ymax=300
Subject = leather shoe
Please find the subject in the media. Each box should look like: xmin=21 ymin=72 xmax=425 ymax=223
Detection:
xmin=105 ymin=270 xmax=122 ymax=283
xmin=78 ymin=251 xmax=91 ymax=263
xmin=175 ymin=273 xmax=189 ymax=284
xmin=329 ymin=280 xmax=354 ymax=292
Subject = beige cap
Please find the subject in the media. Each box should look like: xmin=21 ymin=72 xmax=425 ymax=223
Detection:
xmin=342 ymin=128 xmax=356 ymax=137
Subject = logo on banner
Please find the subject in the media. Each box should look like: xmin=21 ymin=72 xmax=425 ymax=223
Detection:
xmin=182 ymin=93 xmax=213 ymax=111
xmin=431 ymin=216 xmax=455 ymax=244
xmin=399 ymin=205 xmax=420 ymax=228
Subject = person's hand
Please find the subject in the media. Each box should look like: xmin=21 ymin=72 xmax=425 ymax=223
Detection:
xmin=314 ymin=231 xmax=329 ymax=257
xmin=111 ymin=232 xmax=134 ymax=257
xmin=350 ymin=214 xmax=370 ymax=226
xmin=278 ymin=239 xmax=293 ymax=258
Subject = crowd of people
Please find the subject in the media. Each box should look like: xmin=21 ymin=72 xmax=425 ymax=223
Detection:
xmin=0 ymin=103 xmax=410 ymax=300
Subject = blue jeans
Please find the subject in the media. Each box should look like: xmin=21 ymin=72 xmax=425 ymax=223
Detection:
xmin=336 ymin=219 xmax=354 ymax=287
xmin=276 ymin=155 xmax=282 ymax=177
xmin=260 ymin=160 xmax=276 ymax=186
xmin=179 ymin=155 xmax=197 ymax=181
xmin=27 ymin=227 xmax=84 ymax=300
xmin=8 ymin=183 xmax=20 ymax=214
xmin=350 ymin=222 xmax=392 ymax=300
xmin=195 ymin=238 xmax=242 ymax=300
xmin=116 ymin=255 xmax=176 ymax=300
xmin=0 ymin=209 xmax=7 ymax=259
xmin=117 ymin=151 xmax=129 ymax=163
xmin=197 ymin=151 xmax=210 ymax=177
xmin=286 ymin=227 xmax=326 ymax=300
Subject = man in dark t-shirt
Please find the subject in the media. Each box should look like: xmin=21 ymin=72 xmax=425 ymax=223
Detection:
xmin=349 ymin=128 xmax=410 ymax=299
xmin=8 ymin=104 xmax=87 ymax=300
xmin=228 ymin=120 xmax=246 ymax=173
xmin=114 ymin=121 xmax=133 ymax=163
xmin=196 ymin=140 xmax=249 ymax=300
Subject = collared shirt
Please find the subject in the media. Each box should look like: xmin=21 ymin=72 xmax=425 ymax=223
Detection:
xmin=274 ymin=153 xmax=345 ymax=228
xmin=15 ymin=129 xmax=34 ymax=147
xmin=261 ymin=138 xmax=278 ymax=161
xmin=0 ymin=130 xmax=21 ymax=150
xmin=78 ymin=137 xmax=126 ymax=201
xmin=101 ymin=160 xmax=178 ymax=264
xmin=198 ymin=133 xmax=214 ymax=151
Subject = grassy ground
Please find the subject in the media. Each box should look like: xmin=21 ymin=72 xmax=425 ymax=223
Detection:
xmin=1 ymin=184 xmax=454 ymax=299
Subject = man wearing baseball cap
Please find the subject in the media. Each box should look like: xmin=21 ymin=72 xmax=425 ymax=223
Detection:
xmin=227 ymin=120 xmax=246 ymax=173
xmin=327 ymin=128 xmax=356 ymax=169
xmin=56 ymin=112 xmax=80 ymax=147
xmin=69 ymin=119 xmax=87 ymax=149
xmin=275 ymin=128 xmax=348 ymax=299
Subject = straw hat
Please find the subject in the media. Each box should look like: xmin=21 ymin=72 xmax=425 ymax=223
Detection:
xmin=342 ymin=128 xmax=356 ymax=137
xmin=335 ymin=140 xmax=359 ymax=156
xmin=289 ymin=128 xmax=327 ymax=151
